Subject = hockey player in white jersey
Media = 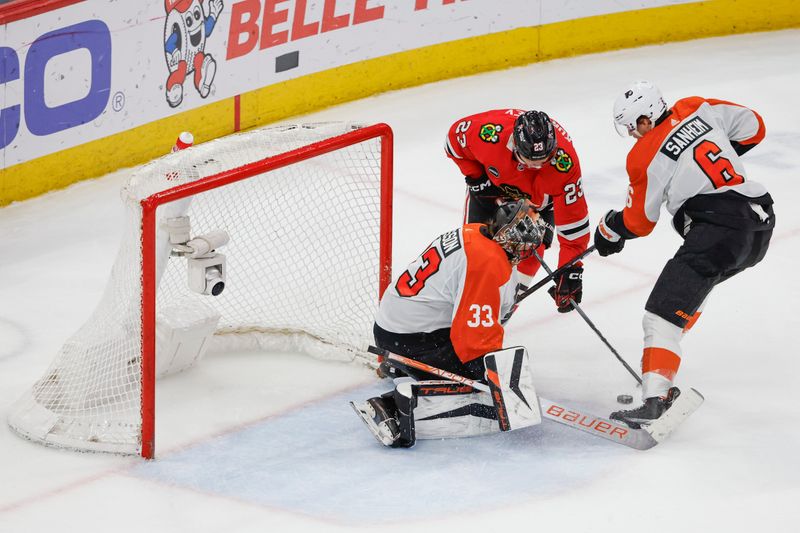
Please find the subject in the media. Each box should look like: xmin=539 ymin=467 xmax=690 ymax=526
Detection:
xmin=595 ymin=81 xmax=775 ymax=428
xmin=352 ymin=199 xmax=548 ymax=447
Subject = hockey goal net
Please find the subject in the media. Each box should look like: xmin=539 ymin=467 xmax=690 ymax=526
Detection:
xmin=8 ymin=122 xmax=393 ymax=458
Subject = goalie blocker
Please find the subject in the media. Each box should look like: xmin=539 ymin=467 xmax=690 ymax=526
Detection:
xmin=351 ymin=347 xmax=541 ymax=447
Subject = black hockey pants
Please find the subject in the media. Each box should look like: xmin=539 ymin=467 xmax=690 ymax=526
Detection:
xmin=373 ymin=324 xmax=486 ymax=381
xmin=646 ymin=194 xmax=774 ymax=329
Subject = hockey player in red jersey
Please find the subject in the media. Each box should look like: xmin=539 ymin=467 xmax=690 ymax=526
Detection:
xmin=595 ymin=81 xmax=775 ymax=428
xmin=351 ymin=200 xmax=547 ymax=447
xmin=445 ymin=109 xmax=590 ymax=313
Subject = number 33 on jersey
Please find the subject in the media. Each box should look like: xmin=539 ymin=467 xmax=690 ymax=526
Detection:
xmin=375 ymin=224 xmax=520 ymax=364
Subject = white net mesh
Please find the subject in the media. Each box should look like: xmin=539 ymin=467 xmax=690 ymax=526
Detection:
xmin=8 ymin=122 xmax=388 ymax=455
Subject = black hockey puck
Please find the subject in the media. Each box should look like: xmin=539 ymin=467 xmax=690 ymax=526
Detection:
xmin=617 ymin=394 xmax=633 ymax=404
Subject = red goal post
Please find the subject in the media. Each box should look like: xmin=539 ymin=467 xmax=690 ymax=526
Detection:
xmin=139 ymin=123 xmax=393 ymax=458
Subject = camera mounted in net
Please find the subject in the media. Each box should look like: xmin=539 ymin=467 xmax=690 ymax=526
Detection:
xmin=167 ymin=216 xmax=229 ymax=296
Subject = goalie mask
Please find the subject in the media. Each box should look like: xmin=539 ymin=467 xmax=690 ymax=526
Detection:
xmin=490 ymin=199 xmax=546 ymax=264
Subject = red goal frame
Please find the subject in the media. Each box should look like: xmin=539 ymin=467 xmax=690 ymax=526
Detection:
xmin=138 ymin=124 xmax=393 ymax=458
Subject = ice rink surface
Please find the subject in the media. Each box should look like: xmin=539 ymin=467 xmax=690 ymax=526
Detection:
xmin=1 ymin=30 xmax=799 ymax=532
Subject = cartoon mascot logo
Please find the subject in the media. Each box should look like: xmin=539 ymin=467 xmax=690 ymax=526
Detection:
xmin=164 ymin=0 xmax=224 ymax=108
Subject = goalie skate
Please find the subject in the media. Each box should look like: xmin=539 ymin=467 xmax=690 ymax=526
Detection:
xmin=350 ymin=398 xmax=400 ymax=447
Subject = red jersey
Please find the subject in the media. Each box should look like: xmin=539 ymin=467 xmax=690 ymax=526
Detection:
xmin=444 ymin=109 xmax=590 ymax=269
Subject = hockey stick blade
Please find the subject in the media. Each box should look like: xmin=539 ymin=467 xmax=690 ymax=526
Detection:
xmin=643 ymin=387 xmax=704 ymax=444
xmin=539 ymin=397 xmax=657 ymax=450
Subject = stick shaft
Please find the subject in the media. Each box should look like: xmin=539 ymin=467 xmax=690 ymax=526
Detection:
xmin=518 ymin=245 xmax=596 ymax=301
xmin=368 ymin=345 xmax=489 ymax=392
xmin=531 ymin=250 xmax=643 ymax=385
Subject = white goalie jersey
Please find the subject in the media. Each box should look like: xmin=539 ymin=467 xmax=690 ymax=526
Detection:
xmin=376 ymin=224 xmax=520 ymax=364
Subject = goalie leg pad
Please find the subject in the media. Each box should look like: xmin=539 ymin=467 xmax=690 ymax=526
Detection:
xmin=392 ymin=384 xmax=417 ymax=448
xmin=484 ymin=347 xmax=541 ymax=431
xmin=397 ymin=381 xmax=500 ymax=441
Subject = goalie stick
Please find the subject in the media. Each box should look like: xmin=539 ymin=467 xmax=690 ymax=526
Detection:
xmin=367 ymin=346 xmax=704 ymax=450
xmin=538 ymin=390 xmax=704 ymax=450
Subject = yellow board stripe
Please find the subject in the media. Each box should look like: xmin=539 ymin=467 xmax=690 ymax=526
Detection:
xmin=2 ymin=0 xmax=798 ymax=206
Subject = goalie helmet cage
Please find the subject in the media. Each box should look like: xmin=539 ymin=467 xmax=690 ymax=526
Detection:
xmin=8 ymin=122 xmax=393 ymax=458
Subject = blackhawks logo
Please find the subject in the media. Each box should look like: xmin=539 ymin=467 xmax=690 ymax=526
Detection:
xmin=551 ymin=148 xmax=573 ymax=173
xmin=479 ymin=123 xmax=503 ymax=143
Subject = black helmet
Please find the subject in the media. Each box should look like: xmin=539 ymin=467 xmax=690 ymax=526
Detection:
xmin=490 ymin=199 xmax=546 ymax=264
xmin=513 ymin=111 xmax=557 ymax=162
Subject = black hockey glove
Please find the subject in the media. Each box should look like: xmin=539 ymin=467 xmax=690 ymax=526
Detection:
xmin=538 ymin=205 xmax=555 ymax=249
xmin=548 ymin=266 xmax=583 ymax=313
xmin=465 ymin=174 xmax=504 ymax=211
xmin=594 ymin=210 xmax=626 ymax=257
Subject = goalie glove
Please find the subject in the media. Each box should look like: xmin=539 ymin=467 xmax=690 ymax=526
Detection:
xmin=594 ymin=210 xmax=626 ymax=257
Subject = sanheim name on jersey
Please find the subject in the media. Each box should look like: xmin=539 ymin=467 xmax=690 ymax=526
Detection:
xmin=660 ymin=116 xmax=713 ymax=161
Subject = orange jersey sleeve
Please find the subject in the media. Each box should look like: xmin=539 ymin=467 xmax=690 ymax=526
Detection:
xmin=622 ymin=115 xmax=675 ymax=237
xmin=622 ymin=145 xmax=661 ymax=237
xmin=621 ymin=98 xmax=708 ymax=236
xmin=450 ymin=225 xmax=514 ymax=363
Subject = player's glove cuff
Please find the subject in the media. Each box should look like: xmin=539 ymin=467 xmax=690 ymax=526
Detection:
xmin=465 ymin=174 xmax=504 ymax=210
xmin=594 ymin=210 xmax=626 ymax=257
xmin=465 ymin=174 xmax=493 ymax=193
xmin=597 ymin=211 xmax=622 ymax=242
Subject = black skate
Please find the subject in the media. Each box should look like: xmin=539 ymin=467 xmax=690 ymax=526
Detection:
xmin=610 ymin=387 xmax=681 ymax=429
xmin=350 ymin=397 xmax=400 ymax=447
